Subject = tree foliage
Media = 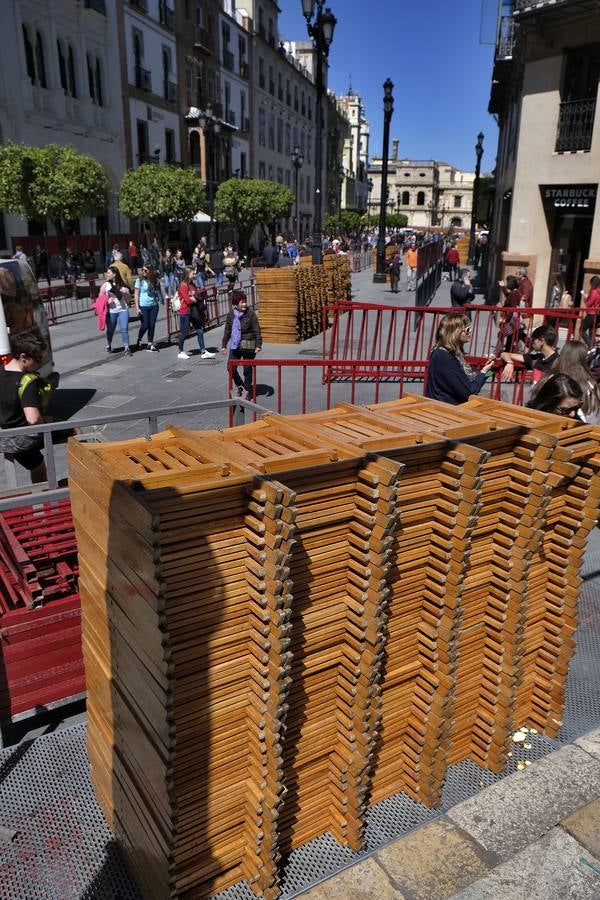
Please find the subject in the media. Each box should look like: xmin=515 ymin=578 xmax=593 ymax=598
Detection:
xmin=215 ymin=178 xmax=294 ymax=250
xmin=365 ymin=213 xmax=408 ymax=229
xmin=324 ymin=210 xmax=365 ymax=235
xmin=0 ymin=142 xmax=110 ymax=242
xmin=119 ymin=164 xmax=205 ymax=242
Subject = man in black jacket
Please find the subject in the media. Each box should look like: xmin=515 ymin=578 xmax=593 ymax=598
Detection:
xmin=450 ymin=269 xmax=475 ymax=310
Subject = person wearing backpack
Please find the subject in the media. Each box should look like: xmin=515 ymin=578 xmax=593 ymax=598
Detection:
xmin=0 ymin=332 xmax=52 ymax=483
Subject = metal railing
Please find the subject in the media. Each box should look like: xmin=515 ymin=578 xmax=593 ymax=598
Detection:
xmin=135 ymin=66 xmax=151 ymax=92
xmin=0 ymin=399 xmax=267 ymax=509
xmin=194 ymin=27 xmax=215 ymax=53
xmin=555 ymin=98 xmax=596 ymax=153
xmin=130 ymin=0 xmax=147 ymax=11
xmin=164 ymin=279 xmax=257 ymax=343
xmin=159 ymin=2 xmax=175 ymax=29
xmin=496 ymin=15 xmax=516 ymax=61
xmin=323 ymin=301 xmax=587 ymax=378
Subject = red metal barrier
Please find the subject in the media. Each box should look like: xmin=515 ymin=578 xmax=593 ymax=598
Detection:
xmin=226 ymin=356 xmax=529 ymax=426
xmin=323 ymin=302 xmax=586 ymax=379
xmin=165 ymin=279 xmax=257 ymax=343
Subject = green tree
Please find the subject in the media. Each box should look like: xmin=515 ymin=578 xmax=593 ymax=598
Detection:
xmin=0 ymin=142 xmax=110 ymax=250
xmin=215 ymin=178 xmax=294 ymax=251
xmin=324 ymin=210 xmax=365 ymax=236
xmin=365 ymin=213 xmax=408 ymax=229
xmin=119 ymin=164 xmax=205 ymax=244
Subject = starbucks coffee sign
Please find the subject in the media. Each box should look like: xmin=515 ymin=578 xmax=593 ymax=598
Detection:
xmin=541 ymin=184 xmax=597 ymax=210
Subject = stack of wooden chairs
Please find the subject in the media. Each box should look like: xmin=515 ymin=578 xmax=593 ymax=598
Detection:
xmin=69 ymin=397 xmax=600 ymax=899
xmin=254 ymin=260 xmax=350 ymax=344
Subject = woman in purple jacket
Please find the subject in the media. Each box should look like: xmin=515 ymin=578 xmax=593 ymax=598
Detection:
xmin=426 ymin=313 xmax=495 ymax=405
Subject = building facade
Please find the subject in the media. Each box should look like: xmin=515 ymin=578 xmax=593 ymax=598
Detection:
xmin=367 ymin=143 xmax=476 ymax=230
xmin=336 ymin=90 xmax=370 ymax=213
xmin=0 ymin=0 xmax=127 ymax=251
xmin=488 ymin=0 xmax=600 ymax=305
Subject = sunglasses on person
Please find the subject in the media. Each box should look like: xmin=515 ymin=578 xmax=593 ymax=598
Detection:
xmin=555 ymin=403 xmax=581 ymax=417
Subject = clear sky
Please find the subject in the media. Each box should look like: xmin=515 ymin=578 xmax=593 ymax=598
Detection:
xmin=278 ymin=0 xmax=500 ymax=174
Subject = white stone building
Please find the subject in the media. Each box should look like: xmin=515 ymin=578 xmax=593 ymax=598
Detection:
xmin=336 ymin=90 xmax=370 ymax=213
xmin=0 ymin=0 xmax=127 ymax=252
xmin=220 ymin=2 xmax=251 ymax=179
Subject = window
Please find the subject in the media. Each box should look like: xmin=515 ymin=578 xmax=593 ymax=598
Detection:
xmin=277 ymin=167 xmax=283 ymax=184
xmin=269 ymin=64 xmax=274 ymax=95
xmin=300 ymin=131 xmax=305 ymax=155
xmin=454 ymin=195 xmax=462 ymax=208
xmin=67 ymin=45 xmax=77 ymax=98
xmin=22 ymin=26 xmax=36 ymax=83
xmin=402 ymin=190 xmax=410 ymax=205
xmin=278 ymin=72 xmax=283 ymax=101
xmin=286 ymin=78 xmax=291 ymax=106
xmin=306 ymin=175 xmax=311 ymax=204
xmin=137 ymin=120 xmax=149 ymax=162
xmin=165 ymin=129 xmax=175 ymax=163
xmin=417 ymin=191 xmax=425 ymax=205
xmin=34 ymin=31 xmax=47 ymax=88
xmin=258 ymin=58 xmax=265 ymax=89
xmin=268 ymin=112 xmax=275 ymax=150
xmin=239 ymin=36 xmax=246 ymax=61
xmin=277 ymin=118 xmax=283 ymax=154
xmin=259 ymin=161 xmax=266 ymax=179
xmin=285 ymin=123 xmax=291 ymax=156
xmin=294 ymin=85 xmax=298 ymax=111
xmin=87 ymin=54 xmax=95 ymax=101
xmin=58 ymin=41 xmax=68 ymax=93
xmin=301 ymin=91 xmax=305 ymax=116
xmin=240 ymin=152 xmax=247 ymax=178
xmin=419 ymin=172 xmax=426 ymax=178
xmin=258 ymin=108 xmax=266 ymax=146
xmin=241 ymin=90 xmax=247 ymax=127
xmin=308 ymin=96 xmax=312 ymax=120
xmin=285 ymin=169 xmax=291 ymax=187
xmin=268 ymin=164 xmax=274 ymax=181
xmin=306 ymin=132 xmax=311 ymax=164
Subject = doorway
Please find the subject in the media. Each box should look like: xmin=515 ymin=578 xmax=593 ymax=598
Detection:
xmin=548 ymin=212 xmax=593 ymax=304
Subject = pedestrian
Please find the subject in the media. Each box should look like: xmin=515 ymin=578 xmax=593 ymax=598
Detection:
xmin=405 ymin=242 xmax=417 ymax=291
xmin=134 ymin=265 xmax=163 ymax=352
xmin=223 ymin=245 xmax=240 ymax=287
xmin=262 ymin=241 xmax=277 ymax=268
xmin=100 ymin=265 xmax=132 ymax=356
xmin=176 ymin=267 xmax=215 ymax=360
xmin=174 ymin=248 xmax=186 ymax=287
xmin=425 ymin=313 xmax=495 ymax=405
xmin=150 ymin=238 xmax=161 ymax=270
xmin=500 ymin=324 xmax=559 ymax=383
xmin=63 ymin=246 xmax=79 ymax=285
xmin=140 ymin=244 xmax=151 ymax=269
xmin=581 ymin=276 xmax=600 ymax=347
xmin=276 ymin=248 xmax=294 ymax=269
xmin=526 ymin=373 xmax=584 ymax=419
xmin=14 ymin=245 xmax=27 ymax=263
xmin=128 ymin=240 xmax=139 ymax=274
xmin=542 ymin=340 xmax=600 ymax=423
xmin=587 ymin=326 xmax=600 ymax=381
xmin=210 ymin=246 xmax=225 ymax=286
xmin=220 ymin=290 xmax=262 ymax=400
xmin=82 ymin=248 xmax=96 ymax=276
xmin=450 ymin=269 xmax=475 ymax=310
xmin=33 ymin=244 xmax=51 ymax=286
xmin=386 ymin=252 xmax=402 ymax=293
xmin=496 ymin=274 xmax=525 ymax=352
xmin=0 ymin=331 xmax=51 ymax=484
xmin=445 ymin=245 xmax=460 ymax=282
xmin=192 ymin=243 xmax=210 ymax=289
xmin=516 ymin=267 xmax=534 ymax=307
xmin=161 ymin=248 xmax=177 ymax=300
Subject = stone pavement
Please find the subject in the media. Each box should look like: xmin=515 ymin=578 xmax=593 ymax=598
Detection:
xmin=301 ymin=729 xmax=600 ymax=899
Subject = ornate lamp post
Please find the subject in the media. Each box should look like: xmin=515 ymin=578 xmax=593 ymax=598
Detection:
xmin=198 ymin=104 xmax=221 ymax=250
xmin=291 ymin=144 xmax=304 ymax=239
xmin=373 ymin=78 xmax=394 ymax=283
xmin=468 ymin=131 xmax=484 ymax=265
xmin=367 ymin=176 xmax=373 ymax=215
xmin=301 ymin=0 xmax=337 ymax=264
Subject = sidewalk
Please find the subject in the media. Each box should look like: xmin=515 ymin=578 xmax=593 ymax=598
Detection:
xmin=302 ymin=730 xmax=600 ymax=899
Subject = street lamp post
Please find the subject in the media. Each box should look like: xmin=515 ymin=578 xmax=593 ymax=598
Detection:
xmin=198 ymin=105 xmax=221 ymax=250
xmin=301 ymin=0 xmax=337 ymax=265
xmin=468 ymin=131 xmax=484 ymax=266
xmin=291 ymin=144 xmax=303 ymax=239
xmin=373 ymin=78 xmax=394 ymax=283
xmin=367 ymin=176 xmax=373 ymax=216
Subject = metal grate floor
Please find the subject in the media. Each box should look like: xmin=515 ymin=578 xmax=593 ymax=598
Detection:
xmin=1 ymin=535 xmax=599 ymax=899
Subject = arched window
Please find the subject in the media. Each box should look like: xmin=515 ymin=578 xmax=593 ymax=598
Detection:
xmin=417 ymin=191 xmax=425 ymax=206
xmin=451 ymin=217 xmax=463 ymax=227
xmin=22 ymin=26 xmax=35 ymax=83
xmin=401 ymin=191 xmax=410 ymax=206
xmin=58 ymin=41 xmax=68 ymax=93
xmin=35 ymin=31 xmax=47 ymax=88
xmin=67 ymin=45 xmax=77 ymax=98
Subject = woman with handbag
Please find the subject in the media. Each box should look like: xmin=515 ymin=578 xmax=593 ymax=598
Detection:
xmin=101 ymin=265 xmax=132 ymax=355
xmin=220 ymin=290 xmax=262 ymax=400
xmin=134 ymin=265 xmax=163 ymax=352
xmin=176 ymin=267 xmax=215 ymax=360
xmin=0 ymin=332 xmax=51 ymax=483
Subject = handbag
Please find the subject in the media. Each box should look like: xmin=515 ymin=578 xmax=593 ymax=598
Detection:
xmin=171 ymin=291 xmax=181 ymax=312
xmin=240 ymin=338 xmax=256 ymax=351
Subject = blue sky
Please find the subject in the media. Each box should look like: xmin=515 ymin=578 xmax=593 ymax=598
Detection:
xmin=278 ymin=0 xmax=500 ymax=173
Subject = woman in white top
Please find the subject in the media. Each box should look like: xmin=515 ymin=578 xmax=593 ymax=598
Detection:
xmin=102 ymin=265 xmax=132 ymax=356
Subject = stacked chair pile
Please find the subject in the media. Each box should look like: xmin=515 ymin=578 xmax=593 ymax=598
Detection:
xmin=321 ymin=254 xmax=352 ymax=305
xmin=68 ymin=397 xmax=600 ymax=899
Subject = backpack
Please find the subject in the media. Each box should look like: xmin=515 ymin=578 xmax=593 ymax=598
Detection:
xmin=18 ymin=372 xmax=53 ymax=412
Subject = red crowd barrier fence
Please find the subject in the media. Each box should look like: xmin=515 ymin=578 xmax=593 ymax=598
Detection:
xmin=165 ymin=279 xmax=257 ymax=343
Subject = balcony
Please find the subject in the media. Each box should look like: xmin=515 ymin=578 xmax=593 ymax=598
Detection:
xmin=164 ymin=80 xmax=178 ymax=103
xmin=555 ymin=97 xmax=596 ymax=152
xmin=239 ymin=61 xmax=249 ymax=79
xmin=159 ymin=3 xmax=175 ymax=30
xmin=225 ymin=109 xmax=236 ymax=126
xmin=84 ymin=0 xmax=107 ymax=13
xmin=135 ymin=66 xmax=151 ymax=92
xmin=223 ymin=49 xmax=234 ymax=71
xmin=496 ymin=15 xmax=516 ymax=61
xmin=130 ymin=0 xmax=147 ymax=12
xmin=194 ymin=27 xmax=215 ymax=54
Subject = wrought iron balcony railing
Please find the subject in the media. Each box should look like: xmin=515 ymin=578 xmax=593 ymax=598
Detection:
xmin=225 ymin=109 xmax=236 ymax=126
xmin=84 ymin=0 xmax=107 ymax=13
xmin=159 ymin=3 xmax=175 ymax=30
xmin=194 ymin=27 xmax=215 ymax=53
xmin=496 ymin=16 xmax=516 ymax=61
xmin=164 ymin=80 xmax=177 ymax=103
xmin=223 ymin=49 xmax=234 ymax=71
xmin=555 ymin=97 xmax=596 ymax=152
xmin=130 ymin=0 xmax=147 ymax=12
